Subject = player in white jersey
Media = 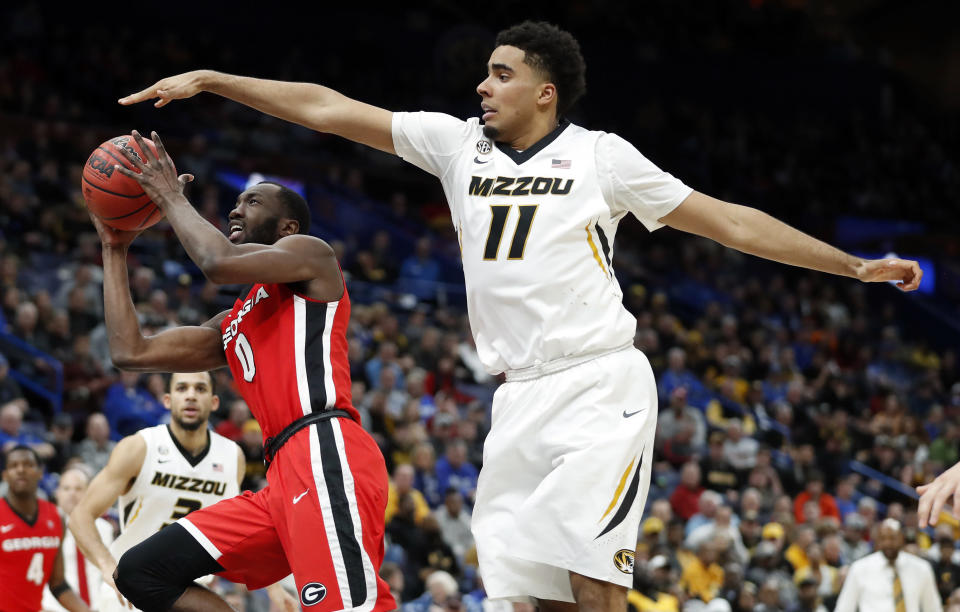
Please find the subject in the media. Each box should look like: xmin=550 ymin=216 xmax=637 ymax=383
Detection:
xmin=69 ymin=372 xmax=243 ymax=611
xmin=122 ymin=21 xmax=923 ymax=612
xmin=41 ymin=467 xmax=114 ymax=611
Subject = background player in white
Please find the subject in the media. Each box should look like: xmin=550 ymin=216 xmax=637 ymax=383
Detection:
xmin=42 ymin=467 xmax=114 ymax=611
xmin=70 ymin=371 xmax=243 ymax=611
xmin=121 ymin=21 xmax=923 ymax=612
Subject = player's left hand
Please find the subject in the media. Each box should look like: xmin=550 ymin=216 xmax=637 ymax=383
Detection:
xmin=113 ymin=130 xmax=194 ymax=209
xmin=855 ymin=258 xmax=923 ymax=291
xmin=265 ymin=582 xmax=299 ymax=612
xmin=916 ymin=460 xmax=960 ymax=527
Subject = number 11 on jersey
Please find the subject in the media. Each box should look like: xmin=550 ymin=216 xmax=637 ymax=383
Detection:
xmin=483 ymin=205 xmax=539 ymax=261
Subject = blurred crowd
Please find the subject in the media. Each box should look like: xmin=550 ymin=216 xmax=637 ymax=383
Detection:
xmin=1 ymin=1 xmax=960 ymax=611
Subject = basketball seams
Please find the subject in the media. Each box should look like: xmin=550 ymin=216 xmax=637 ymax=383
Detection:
xmin=82 ymin=135 xmax=166 ymax=230
xmin=81 ymin=175 xmax=147 ymax=199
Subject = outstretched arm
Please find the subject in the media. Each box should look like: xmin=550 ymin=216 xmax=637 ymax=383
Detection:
xmin=113 ymin=131 xmax=340 ymax=287
xmin=660 ymin=191 xmax=922 ymax=290
xmin=120 ymin=70 xmax=395 ymax=154
xmin=90 ymin=212 xmax=227 ymax=372
xmin=50 ymin=520 xmax=92 ymax=611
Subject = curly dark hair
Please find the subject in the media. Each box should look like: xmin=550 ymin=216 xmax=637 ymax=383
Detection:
xmin=495 ymin=21 xmax=587 ymax=117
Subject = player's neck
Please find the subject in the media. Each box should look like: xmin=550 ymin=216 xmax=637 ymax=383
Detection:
xmin=4 ymin=493 xmax=38 ymax=521
xmin=504 ymin=112 xmax=560 ymax=152
xmin=170 ymin=422 xmax=210 ymax=456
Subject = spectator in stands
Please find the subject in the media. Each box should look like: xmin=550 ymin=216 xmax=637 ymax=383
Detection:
xmin=833 ymin=474 xmax=859 ymax=519
xmin=739 ymin=510 xmax=763 ymax=553
xmin=435 ymin=487 xmax=473 ymax=559
xmin=0 ymin=400 xmax=55 ymax=460
xmin=0 ymin=352 xmax=25 ymax=408
xmin=386 ymin=463 xmax=430 ymax=524
xmin=793 ymin=470 xmax=840 ymax=524
xmin=435 ymin=439 xmax=478 ymax=504
xmin=366 ymin=341 xmax=404 ymax=390
xmin=701 ymin=431 xmax=740 ymax=494
xmin=46 ymin=412 xmax=77 ymax=474
xmin=379 ymin=562 xmax=404 ymax=605
xmin=214 ymin=399 xmax=249 ymax=442
xmin=822 ymin=534 xmax=846 ymax=569
xmin=75 ymin=412 xmax=113 ymax=474
xmin=687 ymin=490 xmax=723 ymax=536
xmin=785 ymin=525 xmax=815 ymax=572
xmin=658 ymin=386 xmax=706 ymax=450
xmin=238 ymin=419 xmax=265 ymax=491
xmin=402 ymin=570 xmax=458 ymax=612
xmin=722 ymin=419 xmax=758 ymax=474
xmin=932 ymin=532 xmax=960 ymax=601
xmin=687 ymin=505 xmax=748 ymax=565
xmin=61 ymin=334 xmax=112 ymax=416
xmin=627 ymin=555 xmax=679 ymax=612
xmin=410 ymin=441 xmax=442 ymax=507
xmin=399 ymin=237 xmax=441 ymax=302
xmin=658 ymin=347 xmax=700 ymax=403
xmin=841 ymin=513 xmax=871 ymax=563
xmin=101 ymin=370 xmax=164 ymax=439
xmin=792 ymin=542 xmax=840 ymax=605
xmin=681 ymin=538 xmax=725 ymax=603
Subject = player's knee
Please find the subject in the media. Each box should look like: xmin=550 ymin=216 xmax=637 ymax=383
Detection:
xmin=115 ymin=538 xmax=185 ymax=611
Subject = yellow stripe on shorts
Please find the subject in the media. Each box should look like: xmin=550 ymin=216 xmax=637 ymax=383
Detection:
xmin=599 ymin=456 xmax=635 ymax=523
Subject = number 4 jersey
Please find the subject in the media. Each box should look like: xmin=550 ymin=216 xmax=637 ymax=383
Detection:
xmin=0 ymin=497 xmax=62 ymax=612
xmin=393 ymin=113 xmax=693 ymax=375
xmin=110 ymin=425 xmax=239 ymax=562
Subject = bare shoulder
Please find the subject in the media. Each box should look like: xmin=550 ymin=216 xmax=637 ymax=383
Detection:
xmin=275 ymin=234 xmax=335 ymax=257
xmin=106 ymin=433 xmax=147 ymax=473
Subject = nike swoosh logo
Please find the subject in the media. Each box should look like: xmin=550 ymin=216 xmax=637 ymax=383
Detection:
xmin=622 ymin=409 xmax=645 ymax=418
xmin=474 ymin=156 xmax=490 ymax=164
xmin=293 ymin=489 xmax=310 ymax=504
xmin=158 ymin=459 xmax=172 ymax=464
xmin=0 ymin=524 xmax=14 ymax=533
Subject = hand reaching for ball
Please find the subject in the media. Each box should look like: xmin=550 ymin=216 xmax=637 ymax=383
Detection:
xmin=87 ymin=210 xmax=143 ymax=250
xmin=112 ymin=130 xmax=194 ymax=208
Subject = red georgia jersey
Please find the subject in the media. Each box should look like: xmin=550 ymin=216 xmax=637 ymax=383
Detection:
xmin=0 ymin=498 xmax=62 ymax=612
xmin=221 ymin=282 xmax=356 ymax=439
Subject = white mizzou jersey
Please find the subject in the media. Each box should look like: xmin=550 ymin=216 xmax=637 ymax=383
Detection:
xmin=393 ymin=113 xmax=692 ymax=374
xmin=110 ymin=425 xmax=239 ymax=561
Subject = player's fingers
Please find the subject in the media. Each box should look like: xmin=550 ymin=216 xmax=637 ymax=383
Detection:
xmin=918 ymin=484 xmax=938 ymax=527
xmin=118 ymin=84 xmax=161 ymax=105
xmin=114 ymin=165 xmax=140 ymax=180
xmin=151 ymin=131 xmax=173 ymax=167
xmin=929 ymin=487 xmax=953 ymax=527
xmin=178 ymin=174 xmax=195 ymax=186
xmin=115 ymin=141 xmax=145 ymax=171
xmin=131 ymin=130 xmax=157 ymax=165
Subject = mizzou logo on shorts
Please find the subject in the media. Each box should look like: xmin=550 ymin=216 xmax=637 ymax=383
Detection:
xmin=613 ymin=549 xmax=635 ymax=574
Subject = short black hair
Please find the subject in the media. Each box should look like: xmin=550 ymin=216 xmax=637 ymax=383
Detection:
xmin=495 ymin=21 xmax=587 ymax=117
xmin=3 ymin=444 xmax=41 ymax=469
xmin=258 ymin=181 xmax=311 ymax=235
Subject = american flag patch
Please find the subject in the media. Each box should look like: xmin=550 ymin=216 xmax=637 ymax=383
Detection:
xmin=212 ymin=463 xmax=223 ymax=472
xmin=551 ymin=159 xmax=571 ymax=169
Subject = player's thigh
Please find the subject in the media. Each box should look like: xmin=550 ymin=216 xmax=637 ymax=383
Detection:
xmin=178 ymin=489 xmax=291 ymax=589
xmin=271 ymin=418 xmax=393 ymax=612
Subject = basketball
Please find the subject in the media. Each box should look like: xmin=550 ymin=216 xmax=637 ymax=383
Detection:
xmin=81 ymin=135 xmax=172 ymax=230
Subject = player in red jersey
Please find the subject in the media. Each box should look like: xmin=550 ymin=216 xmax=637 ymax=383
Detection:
xmin=1 ymin=446 xmax=90 ymax=612
xmin=87 ymin=130 xmax=394 ymax=612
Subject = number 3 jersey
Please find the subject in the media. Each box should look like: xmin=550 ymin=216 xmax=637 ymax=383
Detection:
xmin=0 ymin=498 xmax=61 ymax=612
xmin=393 ymin=113 xmax=693 ymax=375
xmin=110 ymin=425 xmax=239 ymax=561
xmin=220 ymin=282 xmax=358 ymax=440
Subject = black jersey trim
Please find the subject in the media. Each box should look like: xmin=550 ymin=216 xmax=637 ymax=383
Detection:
xmin=3 ymin=496 xmax=39 ymax=527
xmin=495 ymin=118 xmax=571 ymax=166
xmin=595 ymin=222 xmax=612 ymax=272
xmin=303 ymin=301 xmax=330 ymax=412
xmin=315 ymin=421 xmax=367 ymax=606
xmin=595 ymin=450 xmax=643 ymax=540
xmin=166 ymin=425 xmax=211 ymax=468
xmin=236 ymin=284 xmax=255 ymax=303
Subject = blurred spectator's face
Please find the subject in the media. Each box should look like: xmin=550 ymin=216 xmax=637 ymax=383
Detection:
xmin=651 ymin=499 xmax=672 ymax=523
xmin=680 ymin=462 xmax=700 ymax=488
xmin=697 ymin=542 xmax=716 ymax=565
xmin=798 ymin=583 xmax=818 ymax=606
xmin=0 ymin=404 xmax=22 ymax=435
xmin=379 ymin=367 xmax=396 ymax=390
xmin=667 ymin=522 xmax=684 ymax=546
xmin=806 ymin=542 xmax=823 ymax=565
xmin=445 ymin=491 xmax=463 ymax=515
xmin=759 ymin=581 xmax=780 ymax=606
xmin=165 ymin=372 xmax=218 ymax=431
xmin=121 ymin=371 xmax=140 ymax=388
xmin=670 ymin=387 xmax=687 ymax=409
xmin=447 ymin=442 xmax=467 ymax=467
xmin=806 ymin=479 xmax=823 ymax=497
xmin=394 ymin=465 xmax=414 ymax=493
xmin=668 ymin=349 xmax=685 ymax=371
xmin=230 ymin=400 xmax=250 ymax=425
xmin=86 ymin=414 xmax=110 ymax=444
xmin=715 ymin=506 xmax=732 ymax=527
xmin=55 ymin=469 xmax=89 ymax=514
xmin=823 ymin=537 xmax=843 ymax=564
xmin=837 ymin=479 xmax=853 ymax=499
xmin=15 ymin=302 xmax=38 ymax=333
xmin=737 ymin=587 xmax=756 ymax=610
xmin=242 ymin=425 xmax=262 ymax=449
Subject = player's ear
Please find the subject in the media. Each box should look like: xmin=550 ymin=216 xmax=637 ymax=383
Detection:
xmin=162 ymin=393 xmax=172 ymax=410
xmin=537 ymin=83 xmax=557 ymax=109
xmin=278 ymin=219 xmax=299 ymax=238
xmin=211 ymin=396 xmax=220 ymax=412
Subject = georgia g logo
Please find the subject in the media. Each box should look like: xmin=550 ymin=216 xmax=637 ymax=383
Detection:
xmin=613 ymin=549 xmax=635 ymax=574
xmin=300 ymin=582 xmax=327 ymax=606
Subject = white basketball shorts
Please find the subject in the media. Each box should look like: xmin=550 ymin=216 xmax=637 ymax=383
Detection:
xmin=472 ymin=346 xmax=658 ymax=603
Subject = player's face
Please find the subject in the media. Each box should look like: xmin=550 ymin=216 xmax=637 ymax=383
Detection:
xmin=2 ymin=449 xmax=42 ymax=496
xmin=228 ymin=184 xmax=284 ymax=245
xmin=164 ymin=372 xmax=218 ymax=431
xmin=477 ymin=45 xmax=551 ymax=141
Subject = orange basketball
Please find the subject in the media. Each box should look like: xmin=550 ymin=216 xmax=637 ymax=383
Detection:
xmin=81 ymin=135 xmax=172 ymax=230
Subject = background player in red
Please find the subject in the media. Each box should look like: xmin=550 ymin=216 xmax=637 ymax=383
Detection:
xmin=88 ymin=130 xmax=394 ymax=612
xmin=1 ymin=446 xmax=91 ymax=612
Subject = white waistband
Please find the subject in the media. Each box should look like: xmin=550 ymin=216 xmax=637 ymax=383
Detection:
xmin=503 ymin=343 xmax=633 ymax=382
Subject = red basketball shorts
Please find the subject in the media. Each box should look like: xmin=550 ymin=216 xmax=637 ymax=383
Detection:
xmin=180 ymin=417 xmax=395 ymax=611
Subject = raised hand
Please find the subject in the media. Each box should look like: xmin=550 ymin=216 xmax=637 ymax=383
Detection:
xmin=112 ymin=130 xmax=194 ymax=208
xmin=855 ymin=258 xmax=923 ymax=291
xmin=87 ymin=209 xmax=143 ymax=250
xmin=118 ymin=70 xmax=213 ymax=108
xmin=917 ymin=461 xmax=960 ymax=527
